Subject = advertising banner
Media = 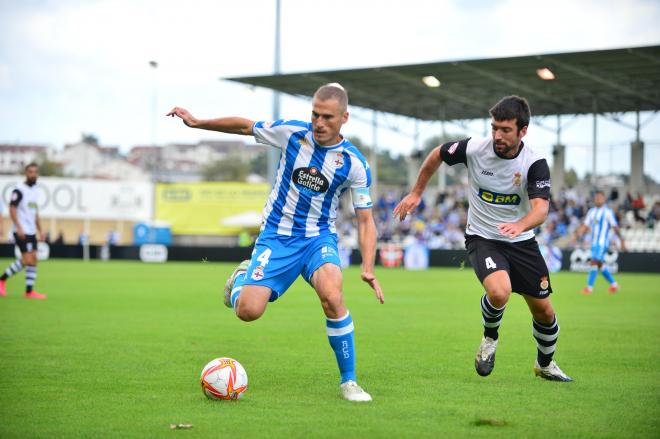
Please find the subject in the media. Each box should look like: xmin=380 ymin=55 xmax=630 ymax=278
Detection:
xmin=0 ymin=176 xmax=153 ymax=221
xmin=155 ymin=182 xmax=270 ymax=235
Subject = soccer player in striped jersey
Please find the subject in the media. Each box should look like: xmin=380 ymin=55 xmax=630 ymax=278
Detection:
xmin=0 ymin=163 xmax=46 ymax=299
xmin=395 ymin=96 xmax=572 ymax=382
xmin=574 ymin=190 xmax=625 ymax=294
xmin=168 ymin=83 xmax=384 ymax=401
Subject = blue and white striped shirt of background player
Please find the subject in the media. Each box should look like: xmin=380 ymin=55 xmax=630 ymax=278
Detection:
xmin=583 ymin=204 xmax=618 ymax=260
xmin=253 ymin=119 xmax=373 ymax=237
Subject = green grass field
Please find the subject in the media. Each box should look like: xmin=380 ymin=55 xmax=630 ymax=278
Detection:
xmin=1 ymin=259 xmax=659 ymax=438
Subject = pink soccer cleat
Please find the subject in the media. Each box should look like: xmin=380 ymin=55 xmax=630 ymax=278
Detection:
xmin=582 ymin=286 xmax=593 ymax=295
xmin=608 ymin=284 xmax=619 ymax=294
xmin=25 ymin=291 xmax=47 ymax=300
xmin=0 ymin=279 xmax=6 ymax=297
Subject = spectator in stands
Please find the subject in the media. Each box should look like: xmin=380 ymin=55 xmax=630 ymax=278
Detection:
xmin=648 ymin=201 xmax=660 ymax=228
xmin=631 ymin=193 xmax=646 ymax=223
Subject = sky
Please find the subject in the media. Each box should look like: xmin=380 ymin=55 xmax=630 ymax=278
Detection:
xmin=1 ymin=0 xmax=659 ymax=178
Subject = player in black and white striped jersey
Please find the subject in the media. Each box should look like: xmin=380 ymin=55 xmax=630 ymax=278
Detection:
xmin=0 ymin=163 xmax=46 ymax=299
xmin=395 ymin=96 xmax=571 ymax=382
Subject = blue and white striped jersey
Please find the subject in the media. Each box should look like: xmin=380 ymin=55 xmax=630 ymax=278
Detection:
xmin=583 ymin=205 xmax=618 ymax=247
xmin=253 ymin=119 xmax=372 ymax=237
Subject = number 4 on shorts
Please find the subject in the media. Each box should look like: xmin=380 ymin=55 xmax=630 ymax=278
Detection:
xmin=485 ymin=257 xmax=497 ymax=269
xmin=257 ymin=248 xmax=272 ymax=266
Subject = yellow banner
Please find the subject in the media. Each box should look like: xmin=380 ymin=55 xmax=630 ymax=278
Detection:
xmin=156 ymin=182 xmax=270 ymax=235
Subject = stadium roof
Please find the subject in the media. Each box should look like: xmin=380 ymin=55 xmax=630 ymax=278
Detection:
xmin=226 ymin=45 xmax=660 ymax=121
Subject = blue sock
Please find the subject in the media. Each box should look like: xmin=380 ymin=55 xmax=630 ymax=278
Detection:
xmin=326 ymin=311 xmax=356 ymax=384
xmin=230 ymin=272 xmax=246 ymax=311
xmin=587 ymin=268 xmax=598 ymax=288
xmin=601 ymin=267 xmax=616 ymax=285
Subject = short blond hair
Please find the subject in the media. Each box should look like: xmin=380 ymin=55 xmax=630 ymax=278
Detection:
xmin=313 ymin=83 xmax=348 ymax=112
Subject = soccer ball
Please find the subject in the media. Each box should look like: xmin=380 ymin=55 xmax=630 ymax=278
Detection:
xmin=200 ymin=357 xmax=248 ymax=400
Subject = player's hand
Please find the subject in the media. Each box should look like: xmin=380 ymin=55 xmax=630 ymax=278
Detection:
xmin=498 ymin=222 xmax=525 ymax=239
xmin=620 ymin=241 xmax=626 ymax=252
xmin=393 ymin=193 xmax=421 ymax=221
xmin=16 ymin=229 xmax=25 ymax=240
xmin=361 ymin=271 xmax=384 ymax=304
xmin=166 ymin=107 xmax=198 ymax=127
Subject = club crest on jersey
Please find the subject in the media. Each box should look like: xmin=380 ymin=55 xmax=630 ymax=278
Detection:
xmin=540 ymin=276 xmax=549 ymax=291
xmin=251 ymin=265 xmax=264 ymax=281
xmin=293 ymin=166 xmax=330 ymax=194
xmin=513 ymin=172 xmax=522 ymax=187
xmin=478 ymin=188 xmax=521 ymax=205
xmin=334 ymin=153 xmax=344 ymax=168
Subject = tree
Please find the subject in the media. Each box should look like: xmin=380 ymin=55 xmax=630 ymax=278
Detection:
xmin=202 ymin=153 xmax=250 ymax=181
xmin=249 ymin=152 xmax=268 ymax=178
xmin=20 ymin=152 xmax=63 ymax=177
xmin=564 ymin=168 xmax=578 ymax=187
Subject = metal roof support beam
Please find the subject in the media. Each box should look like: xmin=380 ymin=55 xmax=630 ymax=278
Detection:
xmin=544 ymin=56 xmax=660 ymax=107
xmin=453 ymin=62 xmax=567 ymax=108
xmin=380 ymin=70 xmax=485 ymax=116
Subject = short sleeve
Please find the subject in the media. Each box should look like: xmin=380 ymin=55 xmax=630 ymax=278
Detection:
xmin=252 ymin=119 xmax=310 ymax=149
xmin=526 ymin=159 xmax=551 ymax=199
xmin=9 ymin=189 xmax=22 ymax=207
xmin=607 ymin=208 xmax=618 ymax=227
xmin=439 ymin=138 xmax=469 ymax=166
xmin=583 ymin=209 xmax=594 ymax=226
xmin=347 ymin=151 xmax=372 ymax=209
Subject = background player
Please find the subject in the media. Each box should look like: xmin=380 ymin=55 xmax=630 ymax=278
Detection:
xmin=0 ymin=163 xmax=46 ymax=299
xmin=168 ymin=83 xmax=384 ymax=401
xmin=573 ymin=190 xmax=625 ymax=294
xmin=394 ymin=96 xmax=572 ymax=382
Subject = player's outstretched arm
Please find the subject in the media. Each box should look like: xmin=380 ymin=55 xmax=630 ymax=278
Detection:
xmin=393 ymin=146 xmax=443 ymax=221
xmin=167 ymin=107 xmax=254 ymax=135
xmin=498 ymin=197 xmax=549 ymax=239
xmin=355 ymin=208 xmax=384 ymax=304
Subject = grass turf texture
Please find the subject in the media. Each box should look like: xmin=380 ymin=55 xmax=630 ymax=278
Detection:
xmin=1 ymin=259 xmax=658 ymax=438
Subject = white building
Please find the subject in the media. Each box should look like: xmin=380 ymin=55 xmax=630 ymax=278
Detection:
xmin=0 ymin=144 xmax=51 ymax=174
xmin=55 ymin=141 xmax=149 ymax=181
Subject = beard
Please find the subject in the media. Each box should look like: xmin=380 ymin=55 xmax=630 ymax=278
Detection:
xmin=26 ymin=177 xmax=37 ymax=186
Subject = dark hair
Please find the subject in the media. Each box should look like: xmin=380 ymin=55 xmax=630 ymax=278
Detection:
xmin=25 ymin=162 xmax=38 ymax=171
xmin=489 ymin=96 xmax=531 ymax=132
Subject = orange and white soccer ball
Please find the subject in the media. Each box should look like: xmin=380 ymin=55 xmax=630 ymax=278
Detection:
xmin=200 ymin=357 xmax=248 ymax=400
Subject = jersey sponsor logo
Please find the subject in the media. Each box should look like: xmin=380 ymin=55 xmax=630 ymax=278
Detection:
xmin=27 ymin=202 xmax=38 ymax=209
xmin=513 ymin=172 xmax=522 ymax=187
xmin=448 ymin=142 xmax=459 ymax=155
xmin=478 ymin=188 xmax=521 ymax=205
xmin=293 ymin=166 xmax=330 ymax=194
xmin=535 ymin=180 xmax=551 ymax=189
xmin=481 ymin=169 xmax=494 ymax=176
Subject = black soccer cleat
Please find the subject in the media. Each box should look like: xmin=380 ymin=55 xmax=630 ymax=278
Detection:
xmin=475 ymin=336 xmax=498 ymax=377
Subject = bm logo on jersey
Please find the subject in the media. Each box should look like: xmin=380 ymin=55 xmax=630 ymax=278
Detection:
xmin=478 ymin=188 xmax=521 ymax=205
xmin=293 ymin=166 xmax=330 ymax=194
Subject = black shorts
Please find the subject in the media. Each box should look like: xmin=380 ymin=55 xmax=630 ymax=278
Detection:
xmin=465 ymin=234 xmax=552 ymax=298
xmin=14 ymin=233 xmax=38 ymax=254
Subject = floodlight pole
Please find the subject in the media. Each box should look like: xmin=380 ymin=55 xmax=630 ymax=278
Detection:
xmin=268 ymin=0 xmax=282 ymax=184
xmin=371 ymin=110 xmax=379 ymax=202
xmin=592 ymin=99 xmax=598 ymax=185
